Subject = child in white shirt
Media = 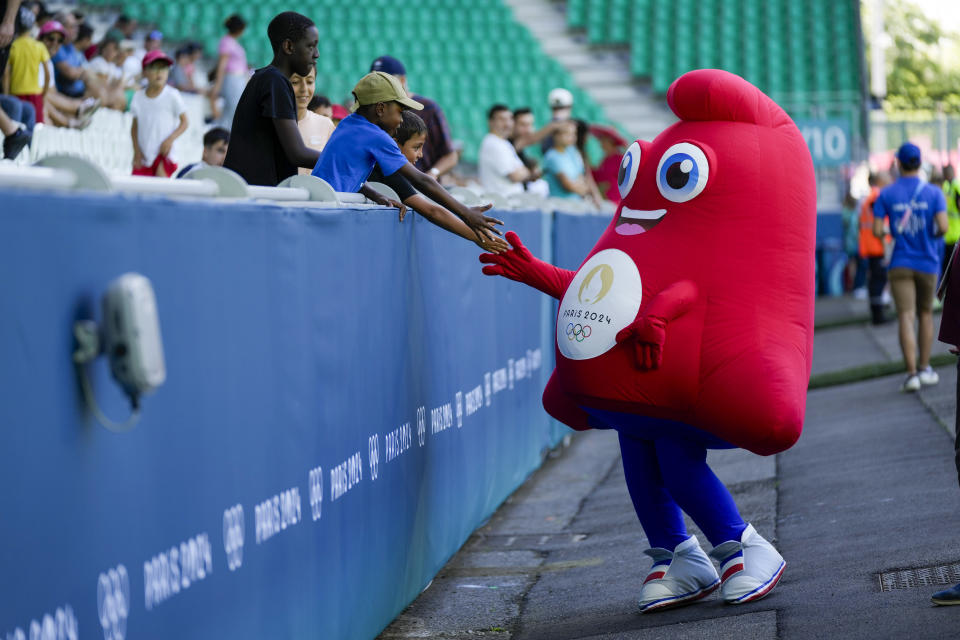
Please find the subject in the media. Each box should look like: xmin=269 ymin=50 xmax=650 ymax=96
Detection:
xmin=130 ymin=51 xmax=188 ymax=177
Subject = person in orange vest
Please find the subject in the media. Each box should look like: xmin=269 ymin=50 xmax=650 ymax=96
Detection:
xmin=860 ymin=171 xmax=892 ymax=324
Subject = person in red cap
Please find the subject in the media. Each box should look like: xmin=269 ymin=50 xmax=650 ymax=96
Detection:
xmin=589 ymin=124 xmax=628 ymax=204
xmin=130 ymin=49 xmax=188 ymax=177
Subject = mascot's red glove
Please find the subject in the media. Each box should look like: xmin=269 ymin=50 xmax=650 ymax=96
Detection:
xmin=616 ymin=315 xmax=667 ymax=370
xmin=480 ymin=231 xmax=575 ymax=300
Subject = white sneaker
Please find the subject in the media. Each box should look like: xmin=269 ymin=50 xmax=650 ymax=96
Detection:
xmin=709 ymin=524 xmax=785 ymax=604
xmin=901 ymin=374 xmax=921 ymax=392
xmin=918 ymin=367 xmax=939 ymax=386
xmin=638 ymin=535 xmax=720 ymax=613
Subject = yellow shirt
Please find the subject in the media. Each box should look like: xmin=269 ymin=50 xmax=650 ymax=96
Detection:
xmin=8 ymin=35 xmax=50 ymax=96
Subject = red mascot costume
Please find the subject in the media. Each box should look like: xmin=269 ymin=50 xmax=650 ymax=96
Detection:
xmin=481 ymin=69 xmax=815 ymax=611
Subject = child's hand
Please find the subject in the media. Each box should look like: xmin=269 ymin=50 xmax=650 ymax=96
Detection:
xmin=476 ymin=234 xmax=510 ymax=254
xmin=461 ymin=203 xmax=504 ymax=245
xmin=158 ymin=139 xmax=173 ymax=157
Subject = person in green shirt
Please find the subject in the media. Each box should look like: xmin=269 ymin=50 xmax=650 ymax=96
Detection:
xmin=943 ymin=165 xmax=960 ymax=280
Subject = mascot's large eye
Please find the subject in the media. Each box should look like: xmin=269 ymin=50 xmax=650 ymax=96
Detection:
xmin=655 ymin=143 xmax=709 ymax=203
xmin=617 ymin=142 xmax=642 ymax=199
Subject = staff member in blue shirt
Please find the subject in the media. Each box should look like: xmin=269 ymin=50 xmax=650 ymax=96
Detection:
xmin=874 ymin=142 xmax=948 ymax=392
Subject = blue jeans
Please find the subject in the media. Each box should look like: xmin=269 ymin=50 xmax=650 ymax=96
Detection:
xmin=0 ymin=94 xmax=37 ymax=135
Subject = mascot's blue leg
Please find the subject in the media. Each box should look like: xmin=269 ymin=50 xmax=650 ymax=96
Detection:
xmin=653 ymin=436 xmax=747 ymax=548
xmin=617 ymin=431 xmax=689 ymax=550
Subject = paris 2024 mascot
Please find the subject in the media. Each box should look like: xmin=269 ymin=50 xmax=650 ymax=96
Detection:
xmin=480 ymin=69 xmax=815 ymax=611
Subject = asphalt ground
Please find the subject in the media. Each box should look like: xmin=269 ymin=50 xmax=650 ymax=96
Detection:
xmin=378 ymin=296 xmax=960 ymax=640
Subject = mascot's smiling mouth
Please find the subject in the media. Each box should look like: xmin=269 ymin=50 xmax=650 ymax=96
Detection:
xmin=616 ymin=207 xmax=667 ymax=235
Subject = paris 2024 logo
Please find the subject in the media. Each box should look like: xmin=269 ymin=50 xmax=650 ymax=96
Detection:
xmin=557 ymin=249 xmax=643 ymax=361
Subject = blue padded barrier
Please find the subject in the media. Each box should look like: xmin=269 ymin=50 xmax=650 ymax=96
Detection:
xmin=0 ymin=190 xmax=571 ymax=640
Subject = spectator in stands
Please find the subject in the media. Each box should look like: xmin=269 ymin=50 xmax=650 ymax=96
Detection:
xmin=170 ymin=43 xmax=200 ymax=93
xmin=308 ymin=93 xmax=331 ymax=118
xmin=873 ymin=142 xmax=949 ymax=392
xmin=478 ymin=104 xmax=538 ymax=197
xmin=75 ymin=22 xmax=94 ymax=61
xmin=542 ymin=120 xmax=589 ymax=199
xmin=540 ymin=87 xmax=574 ymax=154
xmin=36 ymin=19 xmax=98 ymax=128
xmin=130 ymin=50 xmax=188 ymax=177
xmin=509 ymin=106 xmax=557 ymax=197
xmin=210 ymin=14 xmax=249 ymax=129
xmin=290 ymin=65 xmax=334 ymax=175
xmin=50 ymin=11 xmax=90 ymax=99
xmin=0 ymin=93 xmax=32 ymax=158
xmin=176 ymin=127 xmax=229 ymax=178
xmin=589 ymin=124 xmax=627 ymax=204
xmin=105 ymin=13 xmax=136 ymax=43
xmin=370 ymin=55 xmax=457 ymax=179
xmin=144 ymin=30 xmax=162 ymax=55
xmin=3 ymin=5 xmax=47 ymax=122
xmin=313 ymin=71 xmax=502 ymax=244
xmin=370 ymin=111 xmax=508 ymax=253
xmin=0 ymin=0 xmax=22 ymax=79
xmin=329 ymin=103 xmax=347 ymax=125
xmin=224 ymin=12 xmax=322 ymax=186
xmin=87 ymin=37 xmax=121 ymax=83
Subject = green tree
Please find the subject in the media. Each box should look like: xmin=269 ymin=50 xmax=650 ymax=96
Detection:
xmin=866 ymin=0 xmax=960 ymax=113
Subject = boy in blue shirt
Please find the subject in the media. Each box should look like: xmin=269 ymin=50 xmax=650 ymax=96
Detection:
xmin=314 ymin=71 xmax=502 ymax=245
xmin=873 ymin=142 xmax=948 ymax=392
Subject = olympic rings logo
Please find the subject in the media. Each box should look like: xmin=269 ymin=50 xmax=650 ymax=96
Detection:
xmin=566 ymin=323 xmax=592 ymax=342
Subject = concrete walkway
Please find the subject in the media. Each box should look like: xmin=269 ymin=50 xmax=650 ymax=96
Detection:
xmin=378 ymin=296 xmax=960 ymax=639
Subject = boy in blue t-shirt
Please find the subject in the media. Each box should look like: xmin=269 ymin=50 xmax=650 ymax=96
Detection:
xmin=313 ymin=71 xmax=502 ymax=245
xmin=873 ymin=141 xmax=948 ymax=392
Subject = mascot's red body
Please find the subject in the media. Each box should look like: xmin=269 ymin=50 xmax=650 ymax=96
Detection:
xmin=484 ymin=69 xmax=816 ymax=456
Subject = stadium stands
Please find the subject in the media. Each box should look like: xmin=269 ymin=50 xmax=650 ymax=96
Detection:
xmin=571 ymin=0 xmax=863 ymax=106
xmin=78 ymin=0 xmax=617 ymax=164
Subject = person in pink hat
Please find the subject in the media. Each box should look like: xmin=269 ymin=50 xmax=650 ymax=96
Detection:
xmin=130 ymin=50 xmax=188 ymax=177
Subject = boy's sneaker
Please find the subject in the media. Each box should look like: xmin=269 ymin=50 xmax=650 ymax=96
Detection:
xmin=638 ymin=536 xmax=720 ymax=613
xmin=709 ymin=524 xmax=785 ymax=604
xmin=932 ymin=583 xmax=960 ymax=605
xmin=918 ymin=367 xmax=939 ymax=386
xmin=900 ymin=374 xmax=921 ymax=393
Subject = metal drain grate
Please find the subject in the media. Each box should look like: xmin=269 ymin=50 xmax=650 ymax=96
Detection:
xmin=878 ymin=563 xmax=960 ymax=591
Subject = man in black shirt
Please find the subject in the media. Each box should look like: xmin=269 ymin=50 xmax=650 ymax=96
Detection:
xmin=223 ymin=11 xmax=320 ymax=187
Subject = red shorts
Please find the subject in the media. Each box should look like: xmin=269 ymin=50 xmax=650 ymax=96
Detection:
xmin=132 ymin=155 xmax=178 ymax=177
xmin=15 ymin=94 xmax=44 ymax=124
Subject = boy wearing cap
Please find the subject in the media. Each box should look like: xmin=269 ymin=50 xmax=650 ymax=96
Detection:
xmin=223 ymin=12 xmax=331 ymax=187
xmin=130 ymin=50 xmax=188 ymax=177
xmin=873 ymin=142 xmax=949 ymax=392
xmin=312 ymin=71 xmax=502 ymax=244
xmin=369 ymin=55 xmax=457 ymax=178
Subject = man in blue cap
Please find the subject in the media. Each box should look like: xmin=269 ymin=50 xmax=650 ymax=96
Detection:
xmin=873 ymin=142 xmax=949 ymax=392
xmin=370 ymin=55 xmax=458 ymax=180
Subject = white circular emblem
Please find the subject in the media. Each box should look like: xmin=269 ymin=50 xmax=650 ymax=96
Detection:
xmin=557 ymin=249 xmax=643 ymax=360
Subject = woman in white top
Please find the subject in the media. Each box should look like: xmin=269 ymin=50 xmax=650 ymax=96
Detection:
xmin=209 ymin=14 xmax=249 ymax=130
xmin=290 ymin=66 xmax=334 ymax=176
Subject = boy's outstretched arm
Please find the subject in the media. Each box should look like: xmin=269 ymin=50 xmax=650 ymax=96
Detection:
xmin=479 ymin=231 xmax=575 ymax=300
xmin=407 ymin=194 xmax=508 ymax=253
xmin=272 ymin=118 xmax=321 ymax=169
xmin=397 ymin=162 xmax=503 ymax=244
